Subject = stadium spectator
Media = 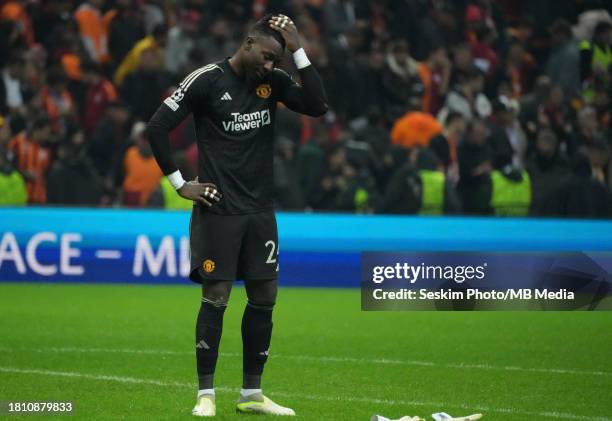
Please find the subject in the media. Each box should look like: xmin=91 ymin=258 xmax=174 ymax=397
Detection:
xmin=304 ymin=138 xmax=339 ymax=211
xmin=87 ymin=100 xmax=131 ymax=201
xmin=142 ymin=1 xmax=165 ymax=35
xmin=541 ymin=151 xmax=612 ymax=218
xmin=391 ymin=99 xmax=442 ymax=149
xmin=587 ymin=136 xmax=611 ymax=186
xmin=380 ymin=39 xmax=426 ymax=124
xmin=8 ymin=117 xmax=53 ymax=204
xmin=465 ymin=0 xmax=503 ymax=38
xmin=0 ymin=0 xmax=34 ymax=47
xmin=580 ymin=21 xmax=612 ymax=82
xmin=74 ymin=0 xmax=109 ymax=63
xmin=274 ymin=104 xmax=303 ymax=148
xmin=439 ymin=69 xmax=492 ymax=121
xmin=106 ymin=0 xmax=146 ymax=72
xmin=503 ymin=40 xmax=537 ymax=99
xmin=147 ymin=151 xmax=194 ymax=210
xmin=273 ymin=137 xmax=304 ymax=210
xmin=537 ymin=85 xmax=572 ymax=150
xmin=420 ymin=47 xmax=452 ymax=116
xmin=41 ymin=67 xmax=75 ymax=135
xmin=114 ymin=23 xmax=167 ymax=87
xmin=308 ymin=141 xmax=374 ymax=212
xmin=198 ymin=18 xmax=239 ymax=65
xmin=429 ymin=111 xmax=467 ymax=180
xmin=518 ymin=75 xmax=552 ymax=142
xmin=120 ymin=47 xmax=171 ymax=121
xmin=34 ymin=2 xmax=80 ymax=57
xmin=24 ymin=45 xmax=47 ymax=92
xmin=379 ymin=149 xmax=421 ymax=215
xmin=425 ymin=0 xmax=467 ymax=48
xmin=486 ymin=96 xmax=525 ymax=170
xmin=297 ymin=122 xmax=328 ymax=209
xmin=469 ymin=24 xmax=499 ymax=78
xmin=164 ymin=10 xmax=202 ymax=76
xmin=489 ymin=166 xmax=532 ymax=216
xmin=546 ymin=19 xmax=581 ymax=99
xmin=0 ymin=52 xmax=26 ymax=116
xmin=527 ymin=128 xmax=571 ymax=215
xmin=0 ymin=113 xmax=27 ymax=205
xmin=46 ymin=125 xmax=103 ymax=205
xmin=322 ymin=0 xmax=359 ymax=38
xmin=326 ymin=27 xmax=370 ymax=120
xmin=81 ymin=60 xmax=118 ymax=135
xmin=568 ymin=107 xmax=606 ymax=157
xmin=381 ymin=148 xmax=461 ymax=215
xmin=55 ymin=30 xmax=85 ymax=83
xmin=586 ymin=65 xmax=612 ymax=125
xmin=458 ymin=119 xmax=493 ymax=214
xmin=351 ymin=108 xmax=395 ymax=190
xmin=0 ymin=20 xmax=18 ymax=68
xmin=449 ymin=43 xmax=475 ymax=87
xmin=121 ymin=121 xmax=162 ymax=206
xmin=573 ymin=5 xmax=612 ymax=42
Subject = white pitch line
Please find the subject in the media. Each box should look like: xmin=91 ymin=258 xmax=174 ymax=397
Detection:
xmin=94 ymin=250 xmax=122 ymax=259
xmin=0 ymin=366 xmax=609 ymax=421
xmin=0 ymin=366 xmax=226 ymax=391
xmin=0 ymin=346 xmax=610 ymax=378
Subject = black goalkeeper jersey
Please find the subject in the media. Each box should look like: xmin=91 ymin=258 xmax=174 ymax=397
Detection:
xmin=147 ymin=58 xmax=327 ymax=215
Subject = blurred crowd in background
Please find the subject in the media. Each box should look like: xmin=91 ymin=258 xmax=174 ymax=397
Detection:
xmin=0 ymin=0 xmax=611 ymax=218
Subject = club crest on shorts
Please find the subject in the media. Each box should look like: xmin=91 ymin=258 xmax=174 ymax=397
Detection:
xmin=256 ymin=84 xmax=272 ymax=99
xmin=203 ymin=259 xmax=215 ymax=273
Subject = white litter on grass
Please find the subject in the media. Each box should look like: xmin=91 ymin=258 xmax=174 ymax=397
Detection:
xmin=371 ymin=415 xmax=424 ymax=421
xmin=433 ymin=412 xmax=483 ymax=420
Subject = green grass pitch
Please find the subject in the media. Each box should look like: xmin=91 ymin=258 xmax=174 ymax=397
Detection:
xmin=1 ymin=283 xmax=611 ymax=420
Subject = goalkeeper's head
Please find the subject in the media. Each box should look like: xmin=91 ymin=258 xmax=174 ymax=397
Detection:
xmin=235 ymin=14 xmax=286 ymax=82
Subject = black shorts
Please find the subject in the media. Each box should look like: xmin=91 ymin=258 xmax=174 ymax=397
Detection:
xmin=189 ymin=207 xmax=279 ymax=283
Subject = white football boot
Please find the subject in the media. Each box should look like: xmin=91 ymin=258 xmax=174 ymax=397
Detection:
xmin=192 ymin=394 xmax=215 ymax=417
xmin=236 ymin=392 xmax=295 ymax=416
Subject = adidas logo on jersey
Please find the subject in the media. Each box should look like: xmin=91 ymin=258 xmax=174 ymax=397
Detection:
xmin=222 ymin=109 xmax=271 ymax=132
xmin=220 ymin=92 xmax=232 ymax=101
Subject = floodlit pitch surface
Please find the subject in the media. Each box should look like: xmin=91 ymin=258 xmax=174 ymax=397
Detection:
xmin=0 ymin=283 xmax=611 ymax=421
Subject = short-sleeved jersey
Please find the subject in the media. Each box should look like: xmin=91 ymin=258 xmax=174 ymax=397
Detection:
xmin=159 ymin=59 xmax=301 ymax=215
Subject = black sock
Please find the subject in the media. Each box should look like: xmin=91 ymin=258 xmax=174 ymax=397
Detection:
xmin=241 ymin=301 xmax=274 ymax=389
xmin=196 ymin=299 xmax=226 ymax=390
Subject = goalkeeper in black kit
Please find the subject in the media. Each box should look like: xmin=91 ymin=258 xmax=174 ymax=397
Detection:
xmin=146 ymin=13 xmax=328 ymax=417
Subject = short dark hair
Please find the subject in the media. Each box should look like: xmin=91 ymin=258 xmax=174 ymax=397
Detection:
xmin=549 ymin=19 xmax=573 ymax=39
xmin=249 ymin=14 xmax=286 ymax=51
xmin=593 ymin=21 xmax=612 ymax=38
xmin=30 ymin=117 xmax=51 ymax=131
xmin=152 ymin=23 xmax=167 ymax=39
xmin=444 ymin=111 xmax=464 ymax=127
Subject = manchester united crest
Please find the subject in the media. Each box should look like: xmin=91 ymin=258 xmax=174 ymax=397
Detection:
xmin=203 ymin=259 xmax=215 ymax=273
xmin=255 ymin=84 xmax=272 ymax=99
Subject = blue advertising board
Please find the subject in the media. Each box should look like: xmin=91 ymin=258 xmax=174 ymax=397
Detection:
xmin=1 ymin=208 xmax=611 ymax=287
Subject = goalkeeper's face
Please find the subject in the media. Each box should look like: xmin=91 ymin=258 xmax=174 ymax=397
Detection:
xmin=243 ymin=35 xmax=283 ymax=82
